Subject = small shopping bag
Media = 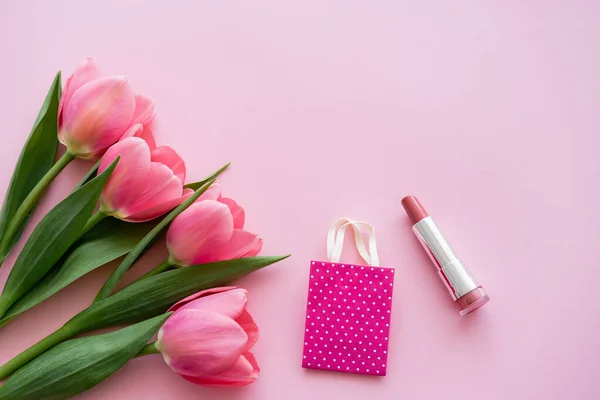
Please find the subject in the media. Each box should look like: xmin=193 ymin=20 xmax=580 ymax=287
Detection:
xmin=302 ymin=219 xmax=395 ymax=376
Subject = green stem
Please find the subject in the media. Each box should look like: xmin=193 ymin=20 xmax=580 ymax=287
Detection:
xmin=81 ymin=210 xmax=107 ymax=237
xmin=134 ymin=259 xmax=174 ymax=283
xmin=0 ymin=324 xmax=75 ymax=379
xmin=0 ymin=151 xmax=75 ymax=261
xmin=135 ymin=341 xmax=160 ymax=358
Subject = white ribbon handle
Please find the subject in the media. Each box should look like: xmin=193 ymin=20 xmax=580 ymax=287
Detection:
xmin=326 ymin=218 xmax=380 ymax=266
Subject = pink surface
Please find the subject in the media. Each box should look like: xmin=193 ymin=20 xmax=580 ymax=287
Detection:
xmin=0 ymin=1 xmax=599 ymax=399
xmin=302 ymin=262 xmax=394 ymax=376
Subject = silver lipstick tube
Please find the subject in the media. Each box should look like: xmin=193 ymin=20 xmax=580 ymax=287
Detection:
xmin=412 ymin=216 xmax=478 ymax=300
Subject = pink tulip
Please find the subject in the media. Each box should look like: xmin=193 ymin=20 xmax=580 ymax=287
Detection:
xmin=156 ymin=287 xmax=259 ymax=387
xmin=98 ymin=136 xmax=192 ymax=222
xmin=58 ymin=57 xmax=155 ymax=160
xmin=166 ymin=183 xmax=262 ymax=266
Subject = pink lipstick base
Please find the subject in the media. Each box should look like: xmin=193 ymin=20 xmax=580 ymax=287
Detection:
xmin=456 ymin=286 xmax=490 ymax=315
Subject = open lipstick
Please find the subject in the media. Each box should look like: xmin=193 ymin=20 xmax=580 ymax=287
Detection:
xmin=401 ymin=196 xmax=489 ymax=315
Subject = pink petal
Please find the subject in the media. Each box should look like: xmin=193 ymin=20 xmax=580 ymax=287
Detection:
xmin=123 ymin=187 xmax=192 ymax=222
xmin=121 ymin=193 xmax=186 ymax=222
xmin=116 ymin=162 xmax=183 ymax=221
xmin=131 ymin=125 xmax=157 ymax=150
xmin=131 ymin=94 xmax=155 ymax=126
xmin=61 ymin=76 xmax=136 ymax=159
xmin=168 ymin=286 xmax=238 ymax=312
xmin=202 ymin=229 xmax=263 ymax=263
xmin=166 ymin=200 xmax=234 ymax=266
xmin=157 ymin=309 xmax=248 ymax=377
xmin=236 ymin=310 xmax=259 ymax=352
xmin=168 ymin=288 xmax=248 ymax=320
xmin=240 ymin=233 xmax=263 ymax=258
xmin=151 ymin=146 xmax=186 ymax=183
xmin=219 ymin=197 xmax=245 ymax=229
xmin=58 ymin=57 xmax=102 ymax=129
xmin=180 ymin=352 xmax=259 ymax=387
xmin=242 ymin=352 xmax=260 ymax=376
xmin=118 ymin=123 xmax=144 ymax=140
xmin=130 ymin=187 xmax=194 ymax=222
xmin=197 ymin=181 xmax=221 ymax=201
xmin=120 ymin=123 xmax=158 ymax=150
xmin=99 ymin=137 xmax=151 ymax=214
xmin=136 ymin=163 xmax=183 ymax=202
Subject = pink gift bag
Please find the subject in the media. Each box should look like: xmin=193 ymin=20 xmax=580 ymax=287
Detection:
xmin=302 ymin=219 xmax=395 ymax=376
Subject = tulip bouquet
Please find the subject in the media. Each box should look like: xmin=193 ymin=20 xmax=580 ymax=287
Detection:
xmin=0 ymin=58 xmax=287 ymax=399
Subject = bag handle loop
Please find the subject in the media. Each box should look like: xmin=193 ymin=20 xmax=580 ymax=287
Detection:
xmin=326 ymin=218 xmax=380 ymax=266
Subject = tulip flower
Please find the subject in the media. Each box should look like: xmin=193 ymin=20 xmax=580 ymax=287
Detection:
xmin=58 ymin=57 xmax=155 ymax=160
xmin=134 ymin=183 xmax=263 ymax=279
xmin=166 ymin=183 xmax=263 ymax=267
xmin=154 ymin=287 xmax=260 ymax=386
xmin=97 ymin=136 xmax=192 ymax=222
xmin=0 ymin=58 xmax=155 ymax=263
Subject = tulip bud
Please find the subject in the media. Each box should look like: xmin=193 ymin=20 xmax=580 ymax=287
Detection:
xmin=166 ymin=183 xmax=262 ymax=266
xmin=156 ymin=287 xmax=260 ymax=386
xmin=58 ymin=57 xmax=155 ymax=160
xmin=98 ymin=137 xmax=192 ymax=222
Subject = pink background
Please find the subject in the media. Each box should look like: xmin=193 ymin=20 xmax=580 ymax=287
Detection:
xmin=0 ymin=1 xmax=599 ymax=399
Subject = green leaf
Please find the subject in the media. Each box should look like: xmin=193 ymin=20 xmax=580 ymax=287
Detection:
xmin=0 ymin=314 xmax=168 ymax=400
xmin=183 ymin=161 xmax=230 ymax=190
xmin=0 ymin=159 xmax=119 ymax=316
xmin=95 ymin=162 xmax=231 ymax=301
xmin=0 ymin=255 xmax=289 ymax=380
xmin=73 ymin=255 xmax=289 ymax=332
xmin=0 ymin=72 xmax=61 ymax=259
xmin=1 ymin=218 xmax=155 ymax=322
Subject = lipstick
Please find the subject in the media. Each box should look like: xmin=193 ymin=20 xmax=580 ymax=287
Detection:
xmin=401 ymin=196 xmax=489 ymax=315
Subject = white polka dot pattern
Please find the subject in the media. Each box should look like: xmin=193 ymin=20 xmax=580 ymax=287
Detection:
xmin=302 ymin=261 xmax=395 ymax=376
